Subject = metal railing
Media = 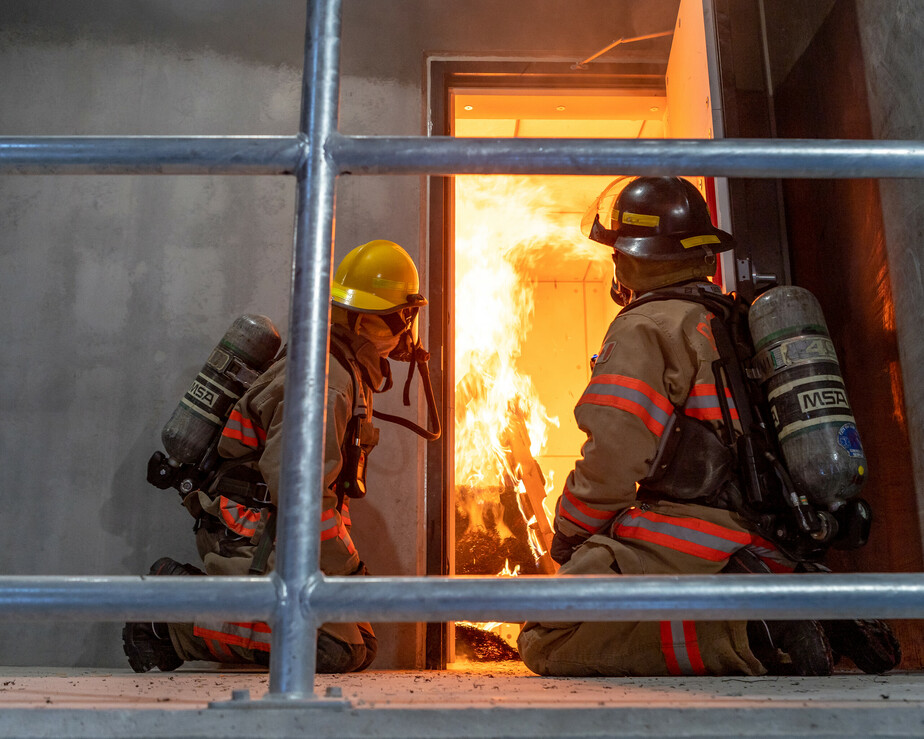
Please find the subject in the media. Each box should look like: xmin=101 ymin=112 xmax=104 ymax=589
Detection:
xmin=2 ymin=0 xmax=924 ymax=704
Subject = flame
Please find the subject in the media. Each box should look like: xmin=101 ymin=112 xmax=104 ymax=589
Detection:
xmin=452 ymin=174 xmax=613 ymax=662
xmin=467 ymin=560 xmax=521 ymax=650
xmin=498 ymin=558 xmax=520 ymax=578
xmin=454 ymin=175 xmax=611 ymax=519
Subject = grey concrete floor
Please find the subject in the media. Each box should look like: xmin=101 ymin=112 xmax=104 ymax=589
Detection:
xmin=2 ymin=663 xmax=924 ymax=738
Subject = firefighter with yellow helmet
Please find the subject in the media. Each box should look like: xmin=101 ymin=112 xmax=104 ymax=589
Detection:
xmin=124 ymin=239 xmax=437 ymax=673
xmin=517 ymin=177 xmax=900 ymax=677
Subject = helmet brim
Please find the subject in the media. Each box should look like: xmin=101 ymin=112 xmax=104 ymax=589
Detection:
xmin=331 ymin=289 xmax=427 ymax=314
xmin=614 ymin=228 xmax=735 ymax=260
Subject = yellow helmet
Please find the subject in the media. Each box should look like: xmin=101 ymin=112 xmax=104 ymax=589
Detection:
xmin=331 ymin=240 xmax=427 ymax=314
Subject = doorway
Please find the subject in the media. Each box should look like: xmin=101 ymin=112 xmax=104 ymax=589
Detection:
xmin=426 ymin=0 xmax=729 ymax=667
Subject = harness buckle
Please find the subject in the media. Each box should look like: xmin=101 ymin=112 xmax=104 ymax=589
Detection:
xmin=252 ymin=482 xmax=271 ymax=505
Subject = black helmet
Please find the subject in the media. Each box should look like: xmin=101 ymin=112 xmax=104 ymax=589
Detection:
xmin=582 ymin=176 xmax=735 ymax=301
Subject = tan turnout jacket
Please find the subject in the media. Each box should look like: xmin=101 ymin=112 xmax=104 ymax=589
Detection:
xmin=180 ymin=324 xmax=386 ymax=655
xmin=519 ymin=283 xmax=793 ymax=677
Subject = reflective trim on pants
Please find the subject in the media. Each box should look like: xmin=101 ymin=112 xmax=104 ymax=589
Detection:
xmin=660 ymin=620 xmax=707 ymax=676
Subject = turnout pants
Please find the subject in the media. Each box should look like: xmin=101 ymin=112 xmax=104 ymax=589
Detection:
xmin=518 ymin=503 xmax=789 ymax=677
xmin=168 ymin=621 xmax=377 ymax=674
xmin=165 ymin=508 xmax=376 ymax=673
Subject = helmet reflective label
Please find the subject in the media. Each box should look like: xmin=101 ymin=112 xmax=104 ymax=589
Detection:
xmin=621 ymin=211 xmax=660 ymax=228
xmin=681 ymin=234 xmax=722 ymax=249
xmin=372 ymin=276 xmax=409 ymax=291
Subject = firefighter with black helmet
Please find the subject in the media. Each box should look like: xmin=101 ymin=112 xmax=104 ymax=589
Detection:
xmin=124 ymin=239 xmax=434 ymax=673
xmin=517 ymin=176 xmax=900 ymax=677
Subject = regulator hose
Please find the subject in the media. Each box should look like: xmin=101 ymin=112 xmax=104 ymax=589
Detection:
xmin=373 ymin=346 xmax=441 ymax=440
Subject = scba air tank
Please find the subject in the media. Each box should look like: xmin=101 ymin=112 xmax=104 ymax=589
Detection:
xmin=161 ymin=314 xmax=281 ymax=465
xmin=748 ymin=286 xmax=866 ymax=509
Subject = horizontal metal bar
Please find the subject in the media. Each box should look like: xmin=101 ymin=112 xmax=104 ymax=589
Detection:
xmin=0 ymin=576 xmax=277 ymax=621
xmin=330 ymin=134 xmax=924 ymax=178
xmin=0 ymin=136 xmax=303 ymax=175
xmin=2 ymin=573 xmax=922 ymax=623
xmin=310 ymin=573 xmax=924 ymax=622
xmin=3 ymin=135 xmax=923 ymax=179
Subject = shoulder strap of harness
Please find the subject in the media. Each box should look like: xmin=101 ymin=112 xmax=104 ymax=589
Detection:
xmin=329 ymin=324 xmax=370 ymax=422
xmin=619 ymin=282 xmax=734 ymax=318
xmin=618 ymin=283 xmax=750 ymax=433
xmin=328 ymin=324 xmax=378 ymax=506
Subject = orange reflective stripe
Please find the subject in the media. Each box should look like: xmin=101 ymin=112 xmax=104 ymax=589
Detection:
xmin=578 ymin=374 xmax=672 ymax=437
xmin=660 ymin=621 xmax=706 ymax=676
xmin=614 ymin=508 xmax=751 ymax=561
xmin=660 ymin=621 xmax=681 ymax=675
xmin=745 ymin=540 xmax=796 ymax=573
xmin=684 ymin=383 xmax=738 ymax=422
xmin=661 ymin=621 xmax=681 ymax=675
xmin=194 ymin=621 xmax=272 ymax=652
xmin=320 ymin=507 xmax=339 ymax=541
xmin=339 ymin=525 xmax=357 ymax=555
xmin=221 ymin=410 xmax=267 ymax=448
xmin=205 ymin=638 xmax=235 ymax=661
xmin=229 ymin=621 xmax=271 ymax=634
xmin=218 ymin=496 xmax=261 ymax=537
xmin=319 ymin=508 xmax=355 ymax=553
xmin=683 ymin=621 xmax=707 ymax=675
xmin=614 ymin=510 xmax=797 ymax=573
xmin=558 ymin=484 xmax=616 ymax=534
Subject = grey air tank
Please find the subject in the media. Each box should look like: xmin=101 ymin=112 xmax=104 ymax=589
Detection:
xmin=160 ymin=314 xmax=281 ymax=465
xmin=748 ymin=286 xmax=866 ymax=509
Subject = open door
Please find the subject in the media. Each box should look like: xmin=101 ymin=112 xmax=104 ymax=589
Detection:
xmin=427 ymin=0 xmax=734 ymax=668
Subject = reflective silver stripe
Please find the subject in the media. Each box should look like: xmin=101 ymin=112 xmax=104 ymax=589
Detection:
xmin=559 ymin=493 xmax=613 ymax=533
xmin=195 ymin=620 xmax=272 ymax=649
xmin=339 ymin=526 xmax=356 ymax=555
xmin=745 ymin=543 xmax=793 ymax=570
xmin=221 ymin=500 xmax=259 ymax=535
xmin=616 ymin=512 xmax=743 ymax=557
xmin=320 ymin=513 xmax=339 ymax=535
xmin=684 ymin=392 xmax=735 ymax=412
xmin=666 ymin=621 xmax=697 ymax=675
xmin=581 ymin=379 xmax=672 ymax=433
xmin=224 ymin=416 xmax=261 ymax=444
xmin=208 ymin=639 xmax=235 ymax=660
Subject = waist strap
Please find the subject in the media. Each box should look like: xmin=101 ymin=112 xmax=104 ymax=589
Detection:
xmin=213 ymin=472 xmax=272 ymax=507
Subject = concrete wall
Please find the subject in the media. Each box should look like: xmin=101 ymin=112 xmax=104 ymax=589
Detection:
xmin=853 ymin=0 xmax=924 ymax=549
xmin=767 ymin=0 xmax=924 ymax=562
xmin=0 ymin=0 xmax=678 ymax=668
xmin=0 ymin=2 xmax=306 ymax=668
xmin=4 ymin=0 xmax=920 ymax=672
xmin=770 ymin=0 xmax=923 ymax=666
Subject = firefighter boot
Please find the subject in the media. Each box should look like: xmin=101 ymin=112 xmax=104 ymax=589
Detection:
xmin=122 ymin=558 xmax=205 ymax=673
xmin=147 ymin=557 xmax=205 ymax=577
xmin=822 ymin=619 xmax=902 ymax=674
xmin=122 ymin=622 xmax=183 ymax=673
xmin=748 ymin=620 xmax=834 ymax=676
xmin=795 ymin=563 xmax=902 ymax=673
xmin=723 ymin=551 xmax=833 ymax=675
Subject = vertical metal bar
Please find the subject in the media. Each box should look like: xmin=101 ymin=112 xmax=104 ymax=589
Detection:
xmin=267 ymin=0 xmax=342 ymax=699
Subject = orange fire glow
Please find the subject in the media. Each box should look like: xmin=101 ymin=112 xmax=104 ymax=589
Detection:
xmin=453 ymin=174 xmax=613 ymax=547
